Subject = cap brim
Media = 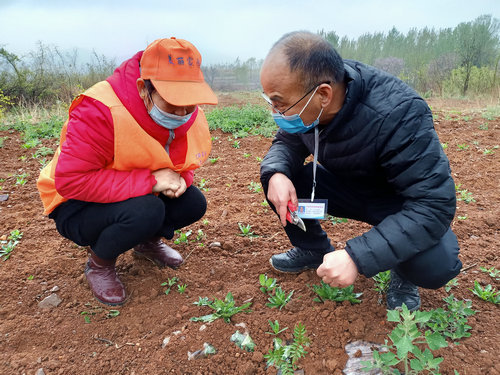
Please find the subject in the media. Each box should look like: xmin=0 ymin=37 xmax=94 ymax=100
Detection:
xmin=151 ymin=80 xmax=218 ymax=106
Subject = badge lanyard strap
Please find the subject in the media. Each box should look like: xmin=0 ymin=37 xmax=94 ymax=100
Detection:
xmin=311 ymin=126 xmax=319 ymax=202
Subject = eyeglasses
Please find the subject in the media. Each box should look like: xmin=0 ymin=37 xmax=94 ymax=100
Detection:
xmin=261 ymin=81 xmax=330 ymax=115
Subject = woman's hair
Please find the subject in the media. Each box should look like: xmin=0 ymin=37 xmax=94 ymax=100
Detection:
xmin=270 ymin=31 xmax=345 ymax=90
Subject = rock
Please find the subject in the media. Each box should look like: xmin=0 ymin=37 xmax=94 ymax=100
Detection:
xmin=161 ymin=337 xmax=170 ymax=348
xmin=199 ymin=324 xmax=207 ymax=331
xmin=0 ymin=194 xmax=9 ymax=202
xmin=35 ymin=369 xmax=45 ymax=375
xmin=209 ymin=242 xmax=221 ymax=248
xmin=38 ymin=293 xmax=62 ymax=309
xmin=50 ymin=286 xmax=60 ymax=292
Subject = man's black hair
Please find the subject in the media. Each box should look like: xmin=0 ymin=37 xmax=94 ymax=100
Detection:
xmin=270 ymin=31 xmax=345 ymax=90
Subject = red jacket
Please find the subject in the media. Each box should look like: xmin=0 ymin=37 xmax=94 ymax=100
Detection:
xmin=54 ymin=51 xmax=194 ymax=203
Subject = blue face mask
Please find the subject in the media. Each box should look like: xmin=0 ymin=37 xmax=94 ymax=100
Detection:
xmin=148 ymin=97 xmax=195 ymax=130
xmin=271 ymin=86 xmax=323 ymax=134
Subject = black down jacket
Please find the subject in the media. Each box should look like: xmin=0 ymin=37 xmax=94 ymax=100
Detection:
xmin=260 ymin=60 xmax=456 ymax=278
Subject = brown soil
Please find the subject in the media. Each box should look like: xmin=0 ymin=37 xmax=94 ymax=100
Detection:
xmin=0 ymin=97 xmax=499 ymax=375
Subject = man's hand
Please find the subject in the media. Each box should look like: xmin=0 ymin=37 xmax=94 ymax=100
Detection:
xmin=267 ymin=173 xmax=297 ymax=226
xmin=152 ymin=168 xmax=181 ymax=193
xmin=316 ymin=250 xmax=358 ymax=288
xmin=162 ymin=176 xmax=187 ymax=198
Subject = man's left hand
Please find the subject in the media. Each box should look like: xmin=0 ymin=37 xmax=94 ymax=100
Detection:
xmin=316 ymin=250 xmax=358 ymax=288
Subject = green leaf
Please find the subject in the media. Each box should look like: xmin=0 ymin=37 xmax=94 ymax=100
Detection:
xmin=387 ymin=309 xmax=400 ymax=322
xmin=410 ymin=358 xmax=424 ymax=371
xmin=425 ymin=331 xmax=448 ymax=350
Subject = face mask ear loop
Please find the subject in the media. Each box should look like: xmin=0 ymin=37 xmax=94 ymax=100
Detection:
xmin=311 ymin=125 xmax=319 ymax=202
xmin=299 ymin=85 xmax=320 ymax=116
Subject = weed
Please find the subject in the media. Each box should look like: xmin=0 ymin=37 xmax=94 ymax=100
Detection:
xmin=480 ymin=266 xmax=500 ymax=281
xmin=238 ymin=223 xmax=258 ymax=238
xmin=248 ymin=181 xmax=262 ymax=193
xmin=373 ymin=270 xmax=391 ymax=295
xmin=361 ymin=304 xmax=447 ymax=374
xmin=1 ymin=230 xmax=23 ymax=261
xmin=266 ymin=320 xmax=288 ymax=335
xmin=190 ymin=292 xmax=252 ymax=323
xmin=161 ymin=277 xmax=179 ymax=295
xmin=259 ymin=274 xmax=277 ymax=294
xmin=455 ymin=184 xmax=475 ymax=204
xmin=470 ymin=281 xmax=499 ymax=304
xmin=444 ymin=278 xmax=459 ymax=292
xmin=424 ymin=294 xmax=475 ymax=341
xmin=264 ymin=322 xmax=310 ymax=375
xmin=310 ymin=282 xmax=362 ymax=304
xmin=266 ymin=286 xmax=294 ymax=310
xmin=174 ymin=229 xmax=192 ymax=245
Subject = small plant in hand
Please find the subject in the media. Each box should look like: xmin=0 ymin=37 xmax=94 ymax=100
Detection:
xmin=161 ymin=277 xmax=179 ymax=295
xmin=310 ymin=281 xmax=362 ymax=304
xmin=480 ymin=266 xmax=500 ymax=281
xmin=361 ymin=304 xmax=448 ymax=375
xmin=238 ymin=222 xmax=258 ymax=238
xmin=424 ymin=294 xmax=475 ymax=341
xmin=266 ymin=320 xmax=288 ymax=335
xmin=190 ymin=292 xmax=252 ymax=323
xmin=470 ymin=280 xmax=500 ymax=304
xmin=264 ymin=322 xmax=310 ymax=375
xmin=1 ymin=230 xmax=23 ymax=261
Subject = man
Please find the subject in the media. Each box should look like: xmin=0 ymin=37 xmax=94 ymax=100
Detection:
xmin=259 ymin=31 xmax=461 ymax=311
xmin=37 ymin=37 xmax=217 ymax=305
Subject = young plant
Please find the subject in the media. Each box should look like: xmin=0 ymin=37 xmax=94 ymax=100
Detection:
xmin=266 ymin=320 xmax=288 ymax=335
xmin=238 ymin=222 xmax=257 ymax=238
xmin=455 ymin=184 xmax=476 ymax=204
xmin=243 ymin=152 xmax=251 ymax=158
xmin=198 ymin=178 xmax=210 ymax=191
xmin=177 ymin=284 xmax=188 ymax=294
xmin=15 ymin=172 xmax=29 ymax=185
xmin=470 ymin=281 xmax=500 ymax=304
xmin=190 ymin=292 xmax=252 ymax=323
xmin=161 ymin=277 xmax=179 ymax=295
xmin=173 ymin=229 xmax=192 ymax=245
xmin=310 ymin=282 xmax=362 ymax=304
xmin=444 ymin=278 xmax=459 ymax=292
xmin=264 ymin=322 xmax=310 ymax=375
xmin=1 ymin=230 xmax=23 ymax=261
xmin=259 ymin=273 xmax=277 ymax=294
xmin=457 ymin=143 xmax=469 ymax=150
xmin=480 ymin=266 xmax=500 ymax=281
xmin=373 ymin=270 xmax=391 ymax=295
xmin=209 ymin=157 xmax=219 ymax=164
xmin=361 ymin=304 xmax=447 ymax=375
xmin=266 ymin=286 xmax=294 ymax=310
xmin=248 ymin=181 xmax=262 ymax=193
xmin=106 ymin=310 xmax=120 ymax=319
xmin=327 ymin=215 xmax=348 ymax=225
xmin=232 ymin=140 xmax=241 ymax=148
xmin=424 ymin=294 xmax=475 ymax=341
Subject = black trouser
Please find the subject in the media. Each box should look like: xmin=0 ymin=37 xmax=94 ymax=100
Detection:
xmin=261 ymin=164 xmax=462 ymax=289
xmin=50 ymin=186 xmax=206 ymax=260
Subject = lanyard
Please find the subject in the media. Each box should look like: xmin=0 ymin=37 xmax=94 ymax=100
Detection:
xmin=311 ymin=126 xmax=319 ymax=202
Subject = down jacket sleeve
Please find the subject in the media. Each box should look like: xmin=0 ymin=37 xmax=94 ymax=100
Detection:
xmin=54 ymin=97 xmax=156 ymax=203
xmin=344 ymin=99 xmax=456 ymax=277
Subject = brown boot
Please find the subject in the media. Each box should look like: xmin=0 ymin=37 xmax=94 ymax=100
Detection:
xmin=133 ymin=237 xmax=184 ymax=269
xmin=84 ymin=251 xmax=126 ymax=306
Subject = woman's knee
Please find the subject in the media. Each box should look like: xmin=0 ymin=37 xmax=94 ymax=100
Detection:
xmin=122 ymin=195 xmax=165 ymax=232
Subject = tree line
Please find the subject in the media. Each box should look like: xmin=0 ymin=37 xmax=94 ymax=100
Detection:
xmin=0 ymin=14 xmax=498 ymax=111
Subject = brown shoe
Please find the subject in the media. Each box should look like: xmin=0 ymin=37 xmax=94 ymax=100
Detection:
xmin=133 ymin=237 xmax=184 ymax=269
xmin=84 ymin=251 xmax=126 ymax=306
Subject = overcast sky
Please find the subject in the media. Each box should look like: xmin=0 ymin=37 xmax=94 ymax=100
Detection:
xmin=0 ymin=0 xmax=498 ymax=66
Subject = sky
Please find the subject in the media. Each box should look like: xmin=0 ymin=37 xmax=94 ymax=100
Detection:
xmin=0 ymin=0 xmax=498 ymax=66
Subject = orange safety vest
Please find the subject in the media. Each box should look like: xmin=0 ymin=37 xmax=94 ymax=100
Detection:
xmin=37 ymin=81 xmax=211 ymax=215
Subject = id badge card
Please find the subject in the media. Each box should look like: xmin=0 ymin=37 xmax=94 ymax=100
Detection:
xmin=297 ymin=199 xmax=328 ymax=219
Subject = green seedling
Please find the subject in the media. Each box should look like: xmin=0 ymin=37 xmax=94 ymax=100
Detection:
xmin=266 ymin=320 xmax=289 ymax=335
xmin=478 ymin=123 xmax=488 ymax=130
xmin=196 ymin=229 xmax=205 ymax=241
xmin=209 ymin=157 xmax=219 ymax=164
xmin=483 ymin=148 xmax=495 ymax=155
xmin=470 ymin=281 xmax=499 ymax=304
xmin=238 ymin=222 xmax=257 ymax=237
xmin=33 ymin=146 xmax=54 ymax=158
xmin=373 ymin=270 xmax=391 ymax=295
xmin=457 ymin=143 xmax=469 ymax=151
xmin=455 ymin=184 xmax=475 ymax=204
xmin=22 ymin=139 xmax=41 ymax=149
xmin=15 ymin=173 xmax=29 ymax=185
xmin=264 ymin=322 xmax=310 ymax=375
xmin=444 ymin=278 xmax=459 ymax=292
xmin=231 ymin=330 xmax=255 ymax=352
xmin=1 ymin=230 xmax=23 ymax=261
xmin=259 ymin=274 xmax=277 ymax=294
xmin=440 ymin=142 xmax=448 ymax=150
xmin=266 ymin=286 xmax=294 ymax=310
xmin=193 ymin=296 xmax=210 ymax=306
xmin=161 ymin=277 xmax=179 ymax=295
xmin=18 ymin=155 xmax=27 ymax=162
xmin=177 ymin=284 xmax=187 ymax=294
xmin=248 ymin=181 xmax=262 ymax=193
xmin=198 ymin=178 xmax=210 ymax=191
xmin=255 ymin=156 xmax=263 ymax=162
xmin=27 ymin=275 xmax=34 ymax=280
xmin=480 ymin=266 xmax=500 ymax=281
xmin=457 ymin=215 xmax=467 ymax=220
xmin=232 ymin=140 xmax=241 ymax=148
xmin=106 ymin=310 xmax=120 ymax=319
xmin=361 ymin=304 xmax=447 ymax=375
xmin=174 ymin=229 xmax=192 ymax=245
xmin=190 ymin=292 xmax=252 ymax=323
xmin=243 ymin=153 xmax=251 ymax=158
xmin=0 ymin=136 xmax=6 ymax=148
xmin=327 ymin=215 xmax=348 ymax=225
xmin=310 ymin=282 xmax=362 ymax=304
xmin=260 ymin=200 xmax=269 ymax=207
xmin=424 ymin=294 xmax=475 ymax=341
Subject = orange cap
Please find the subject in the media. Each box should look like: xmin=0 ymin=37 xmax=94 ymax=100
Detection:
xmin=140 ymin=37 xmax=218 ymax=106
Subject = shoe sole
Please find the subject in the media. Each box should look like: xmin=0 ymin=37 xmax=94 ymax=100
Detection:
xmin=269 ymin=257 xmax=319 ymax=274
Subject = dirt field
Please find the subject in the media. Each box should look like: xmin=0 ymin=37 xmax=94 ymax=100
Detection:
xmin=0 ymin=96 xmax=499 ymax=375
